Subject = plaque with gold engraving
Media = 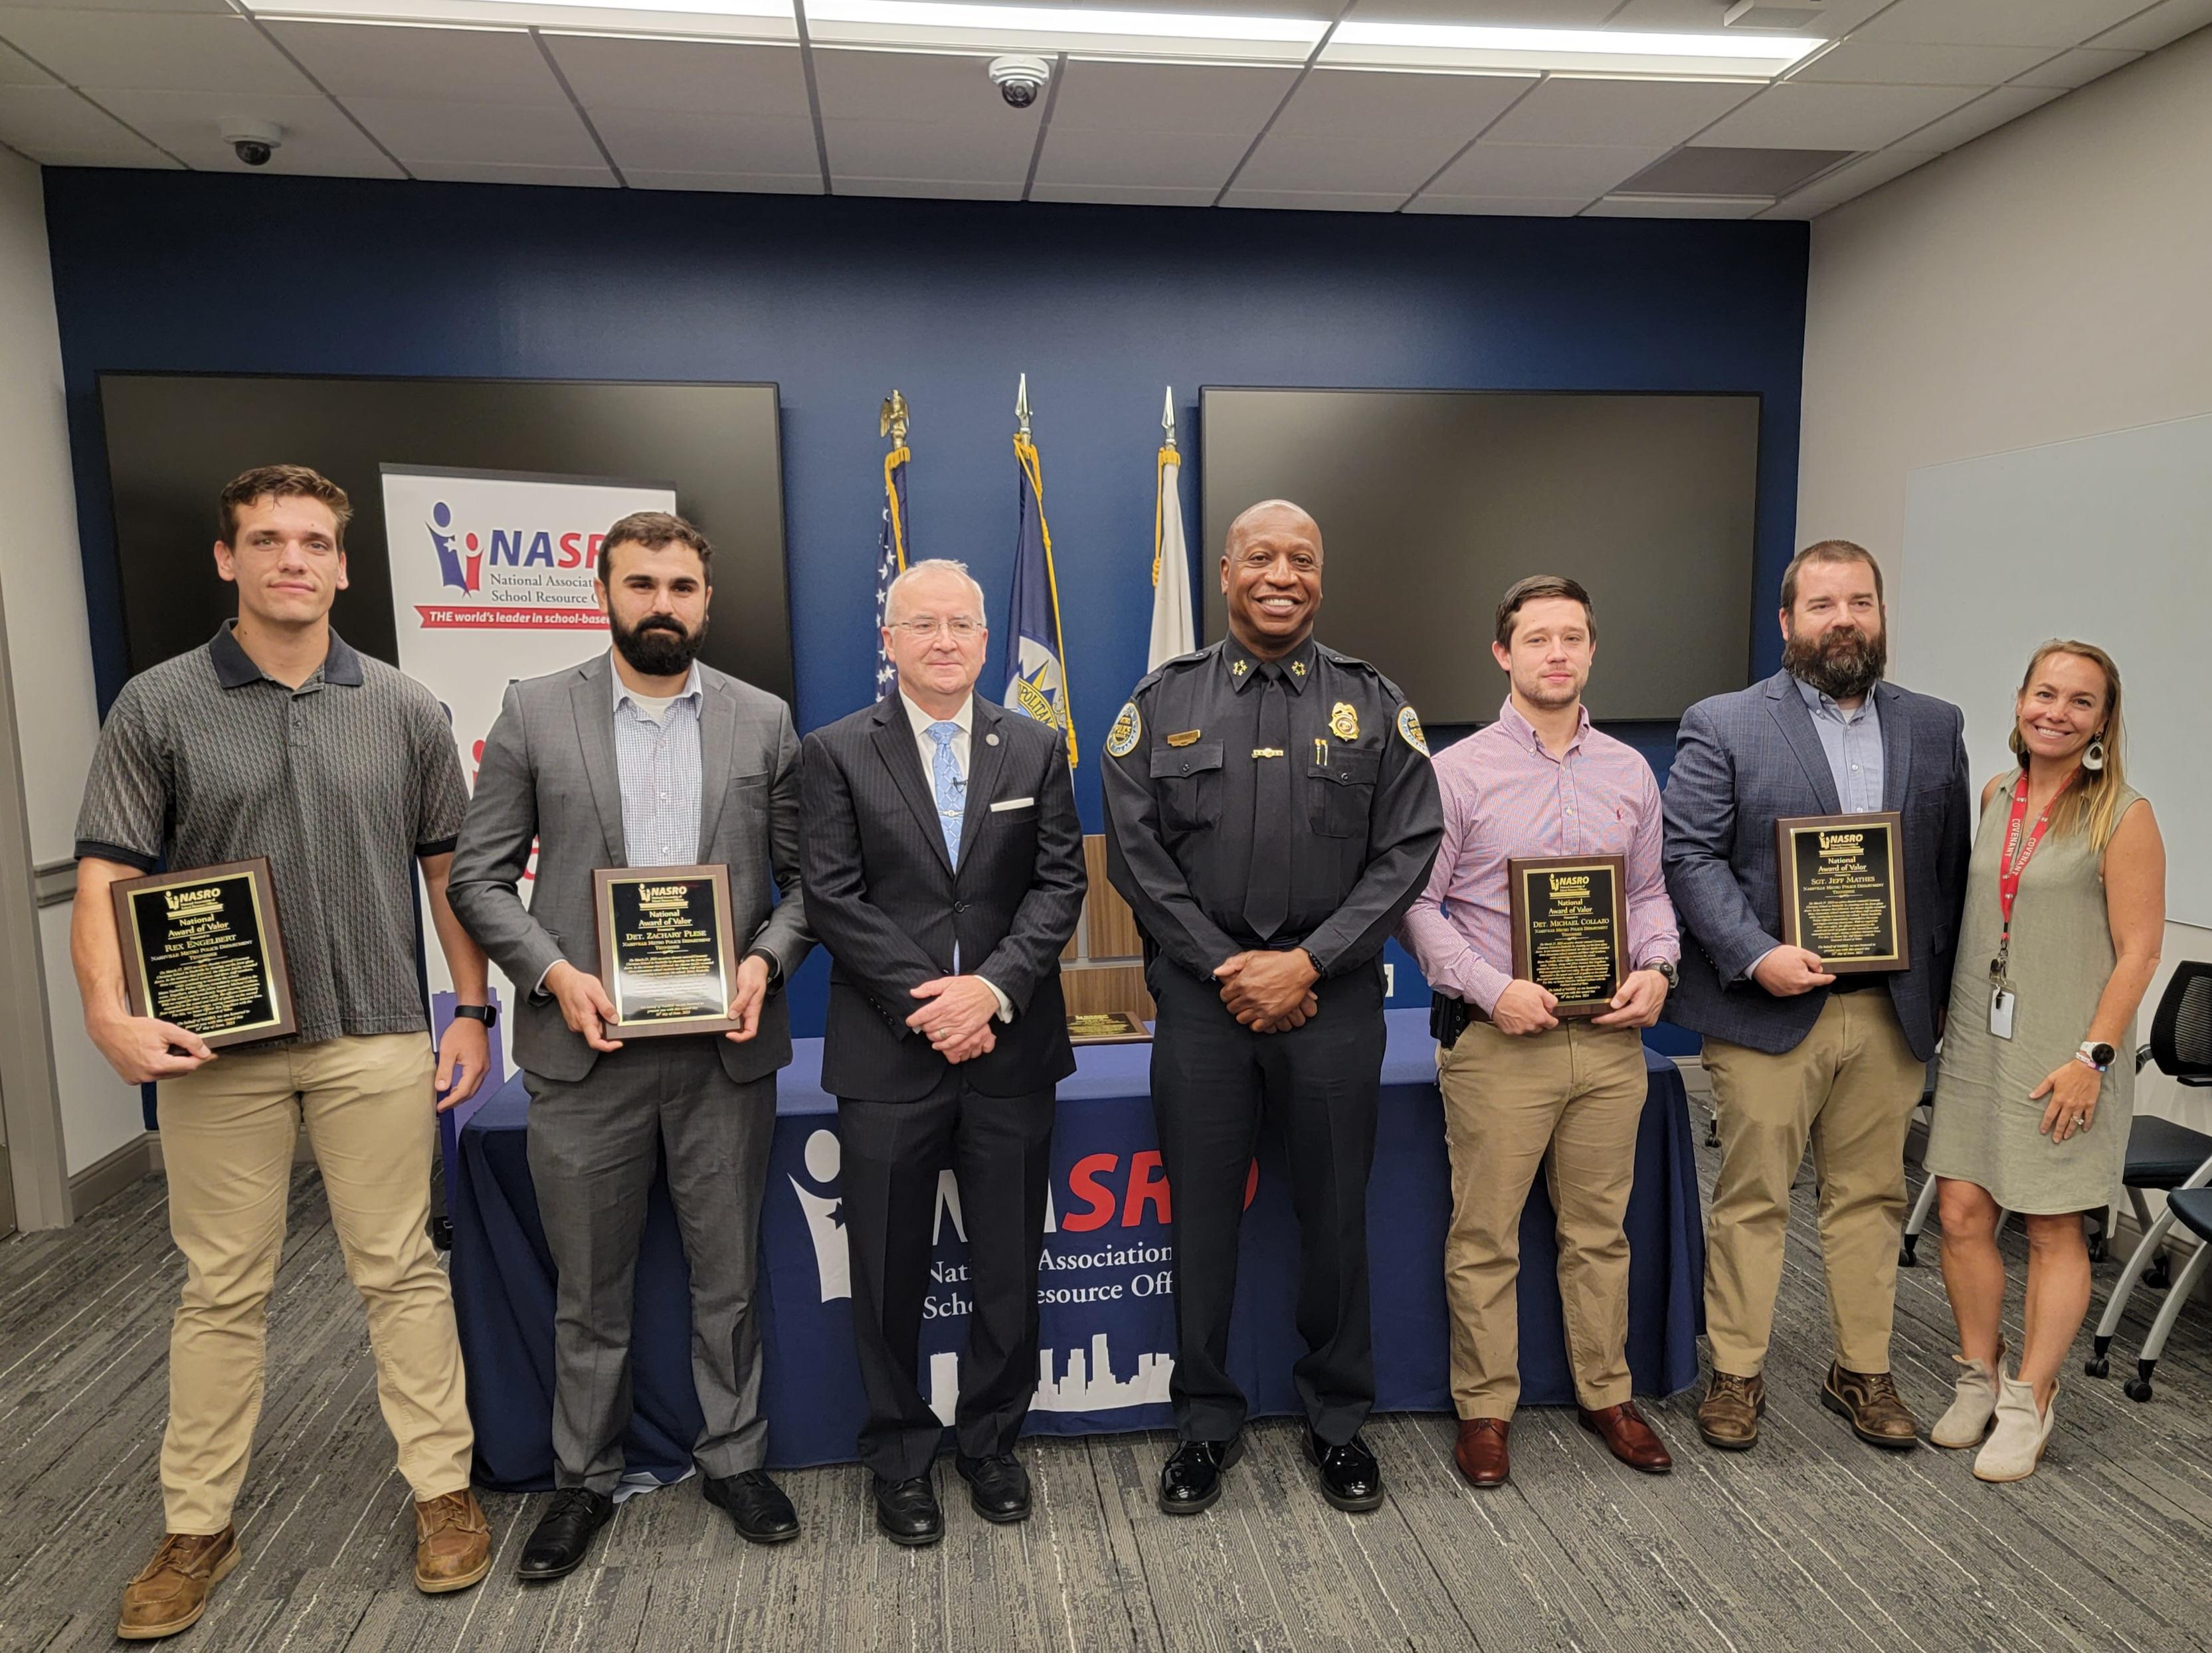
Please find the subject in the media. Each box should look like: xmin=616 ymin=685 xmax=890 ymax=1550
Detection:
xmin=1774 ymin=812 xmax=1908 ymax=974
xmin=593 ymin=865 xmax=740 ymax=1037
xmin=1067 ymin=1009 xmax=1150 ymax=1045
xmin=112 ymin=857 xmax=297 ymax=1048
xmin=1507 ymin=854 xmax=1627 ymax=1018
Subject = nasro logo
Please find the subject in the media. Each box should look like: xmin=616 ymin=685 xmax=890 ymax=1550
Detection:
xmin=426 ymin=499 xmax=608 ymax=598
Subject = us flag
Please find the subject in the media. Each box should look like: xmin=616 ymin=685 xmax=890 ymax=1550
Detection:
xmin=874 ymin=439 xmax=910 ymax=698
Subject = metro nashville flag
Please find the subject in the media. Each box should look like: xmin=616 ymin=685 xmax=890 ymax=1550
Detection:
xmin=1002 ymin=377 xmax=1077 ymax=766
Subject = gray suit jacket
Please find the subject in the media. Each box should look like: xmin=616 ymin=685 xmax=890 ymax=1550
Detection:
xmin=1661 ymin=669 xmax=1971 ymax=1062
xmin=448 ymin=652 xmax=812 ymax=1085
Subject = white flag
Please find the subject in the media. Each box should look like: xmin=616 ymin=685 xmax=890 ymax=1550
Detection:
xmin=1148 ymin=392 xmax=1195 ymax=670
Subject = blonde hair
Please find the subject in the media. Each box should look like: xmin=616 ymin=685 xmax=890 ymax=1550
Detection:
xmin=2007 ymin=639 xmax=2128 ymax=851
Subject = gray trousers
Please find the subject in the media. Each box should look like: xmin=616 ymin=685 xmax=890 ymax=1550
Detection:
xmin=525 ymin=1039 xmax=777 ymax=1493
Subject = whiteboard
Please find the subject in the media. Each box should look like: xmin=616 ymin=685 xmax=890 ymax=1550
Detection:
xmin=1902 ymin=411 xmax=2209 ymax=924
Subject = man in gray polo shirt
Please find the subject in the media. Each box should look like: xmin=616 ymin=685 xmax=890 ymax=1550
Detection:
xmin=72 ymin=465 xmax=498 ymax=1640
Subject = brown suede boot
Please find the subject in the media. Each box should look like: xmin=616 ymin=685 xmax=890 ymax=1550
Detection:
xmin=1821 ymin=1363 xmax=1919 ymax=1449
xmin=118 ymin=1527 xmax=238 ymax=1640
xmin=415 ymin=1490 xmax=494 ymax=1593
xmin=1695 ymin=1371 xmax=1765 ymax=1451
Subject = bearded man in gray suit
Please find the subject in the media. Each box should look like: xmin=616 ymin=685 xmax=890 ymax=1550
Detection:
xmin=448 ymin=511 xmax=811 ymax=1578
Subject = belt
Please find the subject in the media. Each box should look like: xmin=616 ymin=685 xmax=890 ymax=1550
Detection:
xmin=1829 ymin=974 xmax=1887 ymax=995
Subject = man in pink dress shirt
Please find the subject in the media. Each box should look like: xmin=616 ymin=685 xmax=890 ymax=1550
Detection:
xmin=1397 ymin=576 xmax=1681 ymax=1490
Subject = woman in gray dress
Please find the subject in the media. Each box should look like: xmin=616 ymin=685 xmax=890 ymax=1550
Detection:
xmin=1925 ymin=640 xmax=2164 ymax=1482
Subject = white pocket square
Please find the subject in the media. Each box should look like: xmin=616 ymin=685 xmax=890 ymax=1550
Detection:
xmin=990 ymin=796 xmax=1036 ymax=812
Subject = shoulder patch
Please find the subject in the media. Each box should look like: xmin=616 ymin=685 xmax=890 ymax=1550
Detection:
xmin=1105 ymin=701 xmax=1142 ymax=759
xmin=1396 ymin=705 xmax=1430 ymax=758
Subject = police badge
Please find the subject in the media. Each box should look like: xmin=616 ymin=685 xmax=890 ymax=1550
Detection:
xmin=1329 ymin=701 xmax=1359 ymax=742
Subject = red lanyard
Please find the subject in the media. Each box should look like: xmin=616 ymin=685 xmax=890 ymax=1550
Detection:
xmin=1992 ymin=774 xmax=2069 ymax=980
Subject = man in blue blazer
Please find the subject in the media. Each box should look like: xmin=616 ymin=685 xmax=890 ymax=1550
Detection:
xmin=1663 ymin=541 xmax=1970 ymax=1454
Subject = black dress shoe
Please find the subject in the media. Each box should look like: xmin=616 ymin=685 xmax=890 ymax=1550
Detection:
xmin=703 ymin=1470 xmax=800 ymax=1545
xmin=517 ymin=1487 xmax=613 ymax=1581
xmin=1304 ymin=1429 xmax=1384 ymax=1513
xmin=956 ymin=1453 xmax=1031 ymax=1523
xmin=1157 ymin=1437 xmax=1243 ymax=1516
xmin=873 ymin=1475 xmax=944 ymax=1546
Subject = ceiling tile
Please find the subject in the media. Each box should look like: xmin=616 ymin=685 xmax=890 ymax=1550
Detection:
xmin=1789 ymin=39 xmax=2059 ymax=84
xmin=0 ymin=37 xmax=50 ymax=86
xmin=1049 ymin=58 xmax=1293 ymax=137
xmin=1033 ymin=126 xmax=1247 ymax=192
xmin=624 ymin=169 xmax=822 ymax=195
xmin=813 ymin=46 xmax=1036 ymax=126
xmin=265 ymin=21 xmax=565 ymax=106
xmin=1238 ymin=67 xmax=1528 ymax=194
xmin=1890 ymin=83 xmax=2065 ymax=152
xmin=1029 ymin=181 xmax=1218 ymax=206
xmin=1403 ymin=194 xmax=1592 ymax=216
xmin=1762 ymin=145 xmax=1937 ymax=215
xmin=1041 ymin=0 xmax=1333 ymax=17
xmin=822 ymin=116 xmax=1035 ymax=185
xmin=1605 ymin=0 xmax=1888 ymax=27
xmin=2012 ymin=46 xmax=2144 ymax=87
xmin=0 ymin=8 xmax=312 ymax=94
xmin=2093 ymin=0 xmax=2212 ymax=51
xmin=1695 ymin=80 xmax=1983 ymax=148
xmin=1853 ymin=0 xmax=2151 ymax=49
xmin=0 ymin=81 xmax=172 ymax=161
xmin=1218 ymin=187 xmax=1410 ymax=212
xmin=834 ymin=175 xmax=1024 ymax=201
xmin=1584 ymin=194 xmax=1769 ymax=218
xmin=343 ymin=97 xmax=603 ymax=166
xmin=1426 ymin=141 xmax=1671 ymax=199
xmin=95 ymin=86 xmax=403 ymax=176
xmin=31 ymin=0 xmax=233 ymax=11
xmin=543 ymin=35 xmax=810 ymax=116
xmin=1479 ymin=76 xmax=1756 ymax=148
xmin=591 ymin=106 xmax=819 ymax=176
xmin=410 ymin=159 xmax=616 ymax=187
xmin=1337 ymin=0 xmax=1617 ymax=19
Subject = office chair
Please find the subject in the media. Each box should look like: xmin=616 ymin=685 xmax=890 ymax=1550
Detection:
xmin=2083 ymin=962 xmax=2212 ymax=1389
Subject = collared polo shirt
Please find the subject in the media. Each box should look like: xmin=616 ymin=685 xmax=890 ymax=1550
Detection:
xmin=75 ymin=621 xmax=470 ymax=1048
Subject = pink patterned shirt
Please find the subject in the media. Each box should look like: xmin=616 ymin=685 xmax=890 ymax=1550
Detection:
xmin=1398 ymin=698 xmax=1678 ymax=1015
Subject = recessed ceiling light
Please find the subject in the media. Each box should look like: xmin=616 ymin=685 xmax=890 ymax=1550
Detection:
xmin=806 ymin=1 xmax=1323 ymax=43
xmin=1329 ymin=21 xmax=1820 ymax=77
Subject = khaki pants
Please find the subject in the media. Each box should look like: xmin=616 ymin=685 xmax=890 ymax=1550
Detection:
xmin=155 ymin=1033 xmax=474 ymax=1533
xmin=1438 ymin=1019 xmax=1647 ymax=1419
xmin=1702 ymin=992 xmax=1926 ymax=1378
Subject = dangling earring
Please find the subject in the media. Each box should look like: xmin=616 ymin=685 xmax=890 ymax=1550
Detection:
xmin=2082 ymin=734 xmax=2106 ymax=772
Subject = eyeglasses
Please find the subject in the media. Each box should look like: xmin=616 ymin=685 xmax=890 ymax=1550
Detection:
xmin=891 ymin=617 xmax=983 ymax=640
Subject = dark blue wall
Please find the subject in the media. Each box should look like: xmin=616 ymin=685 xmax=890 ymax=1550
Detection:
xmin=44 ymin=170 xmax=1807 ymax=1046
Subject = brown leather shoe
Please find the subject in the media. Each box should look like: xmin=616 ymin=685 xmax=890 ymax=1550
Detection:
xmin=1821 ymin=1363 xmax=1919 ymax=1449
xmin=1576 ymin=1401 xmax=1673 ymax=1474
xmin=118 ymin=1527 xmax=239 ymax=1640
xmin=1695 ymin=1371 xmax=1765 ymax=1451
xmin=415 ymin=1489 xmax=493 ymax=1593
xmin=1453 ymin=1418 xmax=1511 ymax=1488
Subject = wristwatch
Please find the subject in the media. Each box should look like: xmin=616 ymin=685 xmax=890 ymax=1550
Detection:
xmin=452 ymin=1003 xmax=498 ymax=1030
xmin=2075 ymin=1039 xmax=2116 ymax=1072
xmin=1639 ymin=958 xmax=1679 ymax=991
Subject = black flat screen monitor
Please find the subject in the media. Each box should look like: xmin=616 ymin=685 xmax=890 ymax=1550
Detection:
xmin=1199 ymin=387 xmax=1760 ymax=723
xmin=96 ymin=373 xmax=791 ymax=704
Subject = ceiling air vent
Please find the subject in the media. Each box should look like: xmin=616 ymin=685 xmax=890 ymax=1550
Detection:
xmin=1615 ymin=146 xmax=1856 ymax=199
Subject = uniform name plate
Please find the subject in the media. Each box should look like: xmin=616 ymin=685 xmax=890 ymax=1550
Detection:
xmin=1067 ymin=1009 xmax=1150 ymax=1045
xmin=1507 ymin=854 xmax=1627 ymax=1018
xmin=112 ymin=856 xmax=298 ymax=1048
xmin=593 ymin=865 xmax=740 ymax=1037
xmin=1774 ymin=811 xmax=1908 ymax=974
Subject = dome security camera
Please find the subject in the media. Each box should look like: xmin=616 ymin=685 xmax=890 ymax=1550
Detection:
xmin=988 ymin=56 xmax=1051 ymax=110
xmin=223 ymin=119 xmax=284 ymax=167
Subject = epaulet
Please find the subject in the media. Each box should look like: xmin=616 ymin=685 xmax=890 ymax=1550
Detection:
xmin=1131 ymin=644 xmax=1214 ymax=698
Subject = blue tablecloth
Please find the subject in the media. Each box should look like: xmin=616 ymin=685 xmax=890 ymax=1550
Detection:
xmin=451 ymin=1008 xmax=1703 ymax=1486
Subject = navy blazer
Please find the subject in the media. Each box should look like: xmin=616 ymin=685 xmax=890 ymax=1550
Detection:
xmin=1661 ymin=669 xmax=1971 ymax=1062
xmin=799 ymin=693 xmax=1087 ymax=1102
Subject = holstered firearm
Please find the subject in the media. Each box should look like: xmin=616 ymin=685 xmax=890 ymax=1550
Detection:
xmin=1429 ymin=990 xmax=1473 ymax=1052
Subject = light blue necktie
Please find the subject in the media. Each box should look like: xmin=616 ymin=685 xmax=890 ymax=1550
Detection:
xmin=927 ymin=720 xmax=963 ymax=868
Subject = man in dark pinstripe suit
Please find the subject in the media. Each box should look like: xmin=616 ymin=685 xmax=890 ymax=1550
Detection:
xmin=800 ymin=559 xmax=1087 ymax=1546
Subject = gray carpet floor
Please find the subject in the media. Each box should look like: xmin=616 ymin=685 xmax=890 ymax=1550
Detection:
xmin=3 ymin=1136 xmax=2210 ymax=1653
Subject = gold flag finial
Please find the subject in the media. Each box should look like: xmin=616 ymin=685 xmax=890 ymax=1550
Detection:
xmin=878 ymin=389 xmax=909 ymax=444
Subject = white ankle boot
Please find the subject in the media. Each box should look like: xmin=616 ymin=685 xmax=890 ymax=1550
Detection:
xmin=1931 ymin=1346 xmax=2004 ymax=1449
xmin=1973 ymin=1373 xmax=2056 ymax=1482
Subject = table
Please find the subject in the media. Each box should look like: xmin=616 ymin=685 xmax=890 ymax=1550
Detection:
xmin=451 ymin=1009 xmax=1703 ymax=1488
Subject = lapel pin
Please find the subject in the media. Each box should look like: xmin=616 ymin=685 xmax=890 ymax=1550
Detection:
xmin=985 ymin=732 xmax=1000 ymax=746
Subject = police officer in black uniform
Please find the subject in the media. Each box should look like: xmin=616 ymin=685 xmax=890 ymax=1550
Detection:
xmin=1103 ymin=499 xmax=1442 ymax=1517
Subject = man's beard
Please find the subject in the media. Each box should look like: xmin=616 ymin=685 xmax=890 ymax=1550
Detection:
xmin=1783 ymin=621 xmax=1887 ymax=701
xmin=1518 ymin=668 xmax=1584 ymax=709
xmin=612 ymin=612 xmax=705 ymax=677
